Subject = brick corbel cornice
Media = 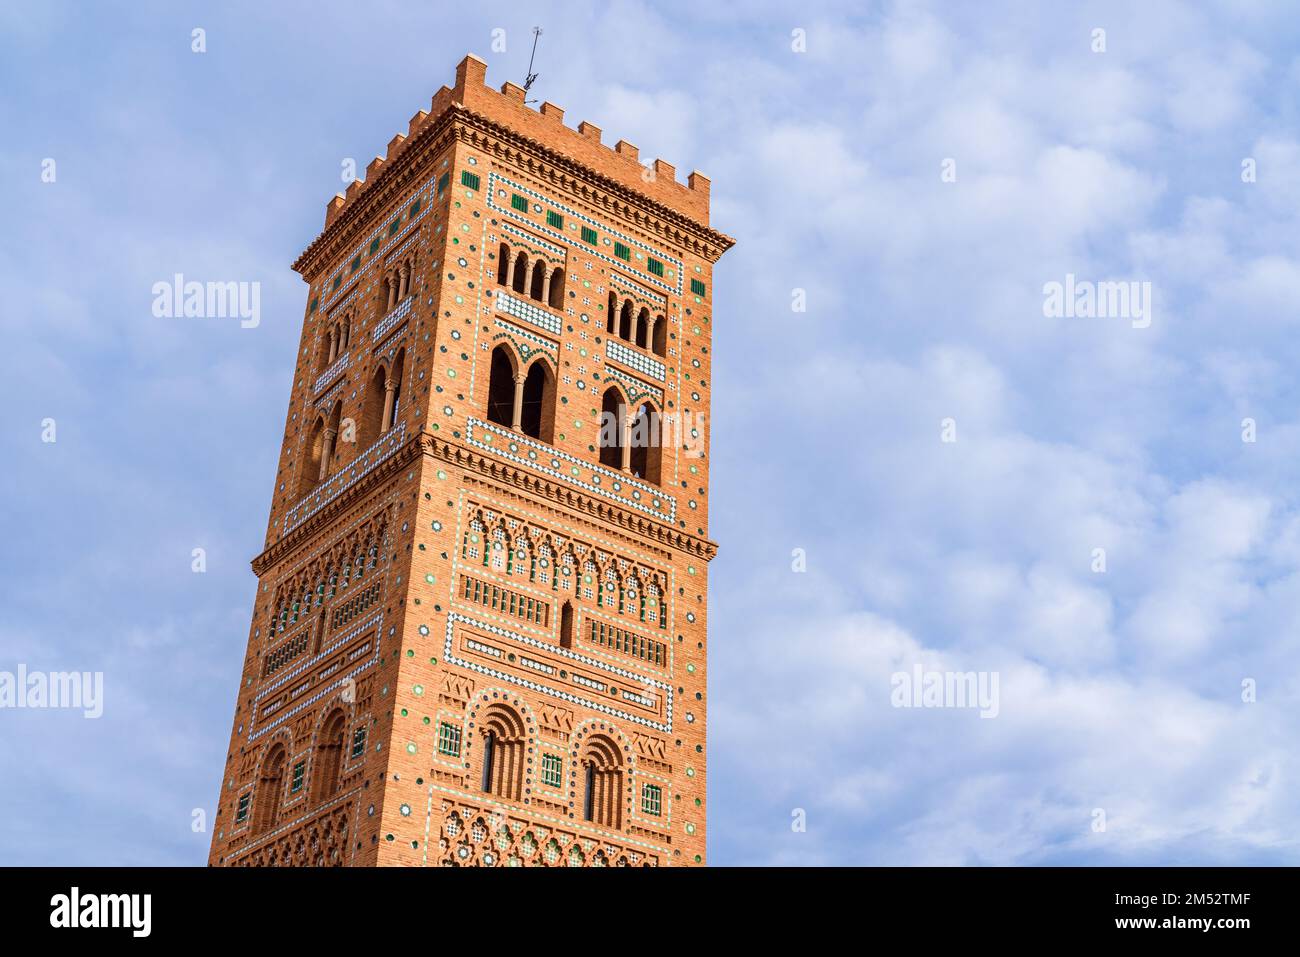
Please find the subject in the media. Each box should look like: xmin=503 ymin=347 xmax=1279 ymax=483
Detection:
xmin=251 ymin=431 xmax=425 ymax=575
xmin=293 ymin=102 xmax=735 ymax=280
xmin=449 ymin=107 xmax=736 ymax=261
xmin=422 ymin=430 xmax=719 ymax=561
xmin=252 ymin=428 xmax=718 ymax=574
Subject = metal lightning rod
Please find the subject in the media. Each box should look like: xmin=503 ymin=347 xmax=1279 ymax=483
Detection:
xmin=523 ymin=27 xmax=542 ymax=103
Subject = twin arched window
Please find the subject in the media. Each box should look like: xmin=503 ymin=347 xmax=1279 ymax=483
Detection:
xmin=598 ymin=387 xmax=662 ymax=484
xmin=300 ymin=351 xmax=405 ymax=500
xmin=472 ymin=703 xmax=628 ymax=833
xmin=360 ymin=348 xmax=405 ymax=448
xmin=497 ymin=243 xmax=564 ymax=308
xmin=251 ymin=707 xmax=349 ymax=837
xmin=319 ymin=310 xmax=353 ymax=373
xmin=607 ymin=294 xmax=666 ymax=357
xmin=486 ymin=345 xmax=555 ymax=443
xmin=299 ymin=399 xmax=344 ymax=497
xmin=381 ymin=251 xmax=418 ymax=314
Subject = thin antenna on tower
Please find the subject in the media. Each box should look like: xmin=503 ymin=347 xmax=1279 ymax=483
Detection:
xmin=523 ymin=27 xmax=543 ymax=103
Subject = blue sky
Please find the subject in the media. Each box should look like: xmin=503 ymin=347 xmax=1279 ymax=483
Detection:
xmin=5 ymin=0 xmax=1300 ymax=865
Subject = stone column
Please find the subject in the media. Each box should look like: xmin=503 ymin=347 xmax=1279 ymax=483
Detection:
xmin=319 ymin=428 xmax=337 ymax=480
xmin=504 ymin=250 xmax=516 ymax=289
xmin=398 ymin=264 xmax=410 ymax=299
xmin=380 ymin=377 xmax=397 ymax=433
xmin=511 ymin=372 xmax=526 ymax=432
xmin=620 ymin=409 xmax=633 ymax=473
xmin=541 ymin=268 xmax=552 ymax=306
xmin=386 ymin=275 xmax=397 ymax=311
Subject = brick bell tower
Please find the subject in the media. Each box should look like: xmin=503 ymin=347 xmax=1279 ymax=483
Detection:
xmin=208 ymin=54 xmax=733 ymax=867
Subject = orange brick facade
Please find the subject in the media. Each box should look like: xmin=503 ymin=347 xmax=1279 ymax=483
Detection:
xmin=208 ymin=54 xmax=733 ymax=867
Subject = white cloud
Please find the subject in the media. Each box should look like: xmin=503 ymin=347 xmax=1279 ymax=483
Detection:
xmin=7 ymin=0 xmax=1300 ymax=868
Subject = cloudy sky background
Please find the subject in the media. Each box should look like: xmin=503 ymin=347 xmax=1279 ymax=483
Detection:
xmin=5 ymin=0 xmax=1300 ymax=865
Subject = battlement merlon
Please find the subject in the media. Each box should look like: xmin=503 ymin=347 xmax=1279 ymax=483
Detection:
xmin=294 ymin=53 xmax=733 ymax=278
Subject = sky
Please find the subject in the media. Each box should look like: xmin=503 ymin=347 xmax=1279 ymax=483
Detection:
xmin=4 ymin=0 xmax=1300 ymax=866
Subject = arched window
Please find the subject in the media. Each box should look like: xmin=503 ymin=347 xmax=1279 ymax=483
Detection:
xmin=599 ymin=388 xmax=625 ymax=470
xmin=519 ymin=360 xmax=555 ymax=442
xmin=486 ymin=346 xmax=516 ymax=429
xmin=255 ymin=743 xmax=287 ymax=833
xmin=512 ymin=251 xmax=529 ymax=294
xmin=397 ymin=254 xmax=415 ymax=300
xmin=321 ymin=328 xmax=336 ymax=371
xmin=478 ymin=704 xmax=526 ymax=802
xmin=652 ymin=314 xmax=667 ymax=357
xmin=629 ymin=402 xmax=662 ymax=485
xmin=311 ymin=710 xmax=347 ymax=804
xmin=529 ymin=259 xmax=546 ymax=302
xmin=548 ymin=267 xmax=564 ymax=308
xmin=606 ymin=293 xmax=618 ymax=334
xmin=383 ymin=270 xmax=398 ymax=313
xmin=619 ymin=300 xmax=634 ymax=342
xmin=360 ymin=363 xmax=387 ymax=447
xmin=581 ymin=734 xmax=624 ymax=829
xmin=496 ymin=242 xmax=510 ymax=286
xmin=560 ymin=601 xmax=574 ymax=649
xmin=300 ymin=417 xmax=326 ymax=496
xmin=635 ymin=307 xmax=650 ymax=348
xmin=322 ymin=399 xmax=342 ymax=472
xmin=384 ymin=348 xmax=405 ymax=432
